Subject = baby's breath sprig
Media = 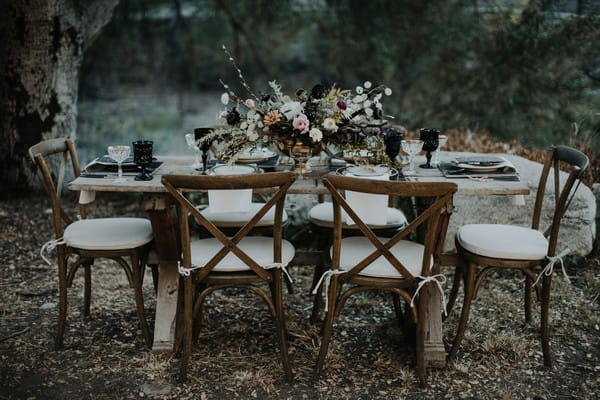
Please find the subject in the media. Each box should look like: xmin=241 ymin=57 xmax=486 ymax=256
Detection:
xmin=222 ymin=44 xmax=259 ymax=101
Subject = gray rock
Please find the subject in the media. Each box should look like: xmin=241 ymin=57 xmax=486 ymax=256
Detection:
xmin=40 ymin=302 xmax=56 ymax=310
xmin=140 ymin=382 xmax=172 ymax=398
xmin=288 ymin=154 xmax=596 ymax=257
xmin=445 ymin=154 xmax=596 ymax=256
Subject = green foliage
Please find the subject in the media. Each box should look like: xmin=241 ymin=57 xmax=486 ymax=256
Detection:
xmin=80 ymin=0 xmax=600 ymax=150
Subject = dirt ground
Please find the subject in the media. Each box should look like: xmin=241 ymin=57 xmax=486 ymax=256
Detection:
xmin=1 ymin=193 xmax=599 ymax=399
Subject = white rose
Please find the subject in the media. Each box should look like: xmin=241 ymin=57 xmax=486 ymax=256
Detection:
xmin=240 ymin=121 xmax=248 ymax=130
xmin=375 ymin=102 xmax=383 ymax=109
xmin=322 ymin=117 xmax=338 ymax=132
xmin=355 ymin=86 xmax=364 ymax=94
xmin=365 ymin=108 xmax=374 ymax=117
xmin=363 ymin=81 xmax=372 ymax=89
xmin=247 ymin=123 xmax=256 ymax=132
xmin=363 ymin=100 xmax=372 ymax=108
xmin=384 ymin=88 xmax=392 ymax=96
xmin=221 ymin=93 xmax=229 ymax=105
xmin=309 ymin=128 xmax=323 ymax=142
xmin=248 ymin=131 xmax=259 ymax=141
xmin=244 ymin=99 xmax=255 ymax=109
xmin=247 ymin=110 xmax=256 ymax=119
xmin=280 ymin=101 xmax=303 ymax=120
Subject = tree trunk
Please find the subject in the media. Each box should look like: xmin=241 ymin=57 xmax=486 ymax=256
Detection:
xmin=0 ymin=0 xmax=118 ymax=194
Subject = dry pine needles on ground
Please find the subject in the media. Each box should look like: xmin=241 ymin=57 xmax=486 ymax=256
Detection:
xmin=1 ymin=132 xmax=599 ymax=399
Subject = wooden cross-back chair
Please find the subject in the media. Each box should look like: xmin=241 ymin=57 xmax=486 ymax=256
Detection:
xmin=448 ymin=145 xmax=589 ymax=366
xmin=308 ymin=192 xmax=409 ymax=323
xmin=314 ymin=175 xmax=457 ymax=385
xmin=29 ymin=138 xmax=154 ymax=349
xmin=161 ymin=171 xmax=296 ymax=382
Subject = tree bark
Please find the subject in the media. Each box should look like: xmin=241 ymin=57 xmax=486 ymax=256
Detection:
xmin=0 ymin=0 xmax=118 ymax=194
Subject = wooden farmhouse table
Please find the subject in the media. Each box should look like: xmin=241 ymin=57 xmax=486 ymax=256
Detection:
xmin=68 ymin=153 xmax=530 ymax=368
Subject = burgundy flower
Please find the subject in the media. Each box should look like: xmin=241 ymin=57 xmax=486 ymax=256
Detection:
xmin=336 ymin=100 xmax=347 ymax=110
xmin=226 ymin=108 xmax=241 ymax=125
xmin=310 ymin=84 xmax=326 ymax=99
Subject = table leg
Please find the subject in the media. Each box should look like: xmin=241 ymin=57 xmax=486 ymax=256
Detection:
xmin=416 ymin=196 xmax=453 ymax=368
xmin=151 ymin=260 xmax=179 ymax=352
xmin=423 ymin=288 xmax=446 ymax=368
xmin=144 ymin=195 xmax=181 ymax=353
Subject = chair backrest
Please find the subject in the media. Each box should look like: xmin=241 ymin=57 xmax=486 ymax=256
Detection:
xmin=531 ymin=145 xmax=589 ymax=257
xmin=161 ymin=172 xmax=295 ymax=281
xmin=28 ymin=137 xmax=82 ymax=238
xmin=323 ymin=175 xmax=457 ymax=280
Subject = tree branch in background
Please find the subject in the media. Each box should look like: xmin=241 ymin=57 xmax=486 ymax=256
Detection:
xmin=214 ymin=0 xmax=270 ymax=77
xmin=81 ymin=0 xmax=120 ymax=50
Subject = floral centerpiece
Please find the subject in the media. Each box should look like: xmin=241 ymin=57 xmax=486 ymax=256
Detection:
xmin=201 ymin=46 xmax=403 ymax=165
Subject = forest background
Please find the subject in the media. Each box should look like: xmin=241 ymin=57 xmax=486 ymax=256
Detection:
xmin=76 ymin=0 xmax=600 ymax=164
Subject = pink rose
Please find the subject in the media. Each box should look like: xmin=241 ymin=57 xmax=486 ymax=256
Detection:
xmin=293 ymin=113 xmax=310 ymax=134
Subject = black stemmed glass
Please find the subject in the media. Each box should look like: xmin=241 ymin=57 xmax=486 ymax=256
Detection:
xmin=132 ymin=140 xmax=153 ymax=181
xmin=383 ymin=128 xmax=404 ymax=165
xmin=419 ymin=128 xmax=440 ymax=169
xmin=194 ymin=128 xmax=212 ymax=174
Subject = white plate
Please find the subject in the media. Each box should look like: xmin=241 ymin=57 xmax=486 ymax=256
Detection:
xmin=337 ymin=166 xmax=398 ymax=178
xmin=236 ymin=149 xmax=276 ymax=163
xmin=209 ymin=164 xmax=258 ymax=175
xmin=456 ymin=163 xmax=503 ymax=173
xmin=346 ymin=165 xmax=390 ymax=177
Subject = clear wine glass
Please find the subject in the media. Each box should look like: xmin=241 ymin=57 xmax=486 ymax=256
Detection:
xmin=290 ymin=144 xmax=312 ymax=180
xmin=431 ymin=134 xmax=448 ymax=168
xmin=185 ymin=133 xmax=202 ymax=170
xmin=107 ymin=145 xmax=130 ymax=183
xmin=400 ymin=140 xmax=424 ymax=176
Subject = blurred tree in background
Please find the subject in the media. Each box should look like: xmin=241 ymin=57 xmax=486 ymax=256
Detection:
xmin=80 ymin=0 xmax=600 ymax=150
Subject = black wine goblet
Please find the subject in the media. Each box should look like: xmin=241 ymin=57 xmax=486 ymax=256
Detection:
xmin=383 ymin=127 xmax=404 ymax=165
xmin=419 ymin=128 xmax=440 ymax=169
xmin=194 ymin=127 xmax=212 ymax=174
xmin=132 ymin=140 xmax=153 ymax=181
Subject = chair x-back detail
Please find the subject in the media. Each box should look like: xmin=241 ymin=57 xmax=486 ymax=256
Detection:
xmin=29 ymin=138 xmax=154 ymax=349
xmin=308 ymin=189 xmax=409 ymax=323
xmin=314 ymin=175 xmax=457 ymax=385
xmin=161 ymin=171 xmax=296 ymax=381
xmin=448 ymin=145 xmax=589 ymax=367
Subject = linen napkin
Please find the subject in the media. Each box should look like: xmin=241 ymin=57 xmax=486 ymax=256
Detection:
xmin=343 ymin=166 xmax=390 ymax=225
xmin=207 ymin=165 xmax=253 ymax=213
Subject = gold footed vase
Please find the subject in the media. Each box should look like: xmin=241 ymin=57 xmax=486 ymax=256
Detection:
xmin=275 ymin=138 xmax=321 ymax=176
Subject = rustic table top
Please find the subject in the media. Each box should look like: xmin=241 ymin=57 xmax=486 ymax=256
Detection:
xmin=68 ymin=152 xmax=530 ymax=196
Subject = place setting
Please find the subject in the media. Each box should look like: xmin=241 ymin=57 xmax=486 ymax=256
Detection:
xmin=81 ymin=140 xmax=162 ymax=181
xmin=439 ymin=154 xmax=520 ymax=181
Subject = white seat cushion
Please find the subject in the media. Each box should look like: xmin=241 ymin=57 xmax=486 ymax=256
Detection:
xmin=200 ymin=203 xmax=288 ymax=228
xmin=309 ymin=202 xmax=408 ymax=229
xmin=456 ymin=224 xmax=548 ymax=260
xmin=63 ymin=218 xmax=153 ymax=251
xmin=190 ymin=237 xmax=295 ymax=272
xmin=332 ymin=236 xmax=427 ymax=278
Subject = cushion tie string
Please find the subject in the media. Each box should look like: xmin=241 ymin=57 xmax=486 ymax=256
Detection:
xmin=178 ymin=261 xmax=202 ymax=277
xmin=177 ymin=261 xmax=294 ymax=286
xmin=410 ymin=274 xmax=448 ymax=316
xmin=311 ymin=269 xmax=346 ymax=310
xmin=40 ymin=238 xmax=66 ymax=265
xmin=263 ymin=262 xmax=293 ymax=287
xmin=533 ymin=248 xmax=571 ymax=287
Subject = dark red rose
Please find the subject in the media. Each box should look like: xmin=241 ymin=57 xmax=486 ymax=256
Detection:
xmin=336 ymin=100 xmax=347 ymax=110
